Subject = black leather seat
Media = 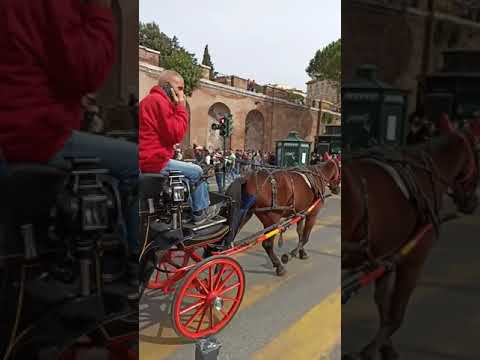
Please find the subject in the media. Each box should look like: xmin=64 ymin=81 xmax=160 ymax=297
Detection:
xmin=139 ymin=173 xmax=167 ymax=200
xmin=0 ymin=164 xmax=67 ymax=260
xmin=0 ymin=164 xmax=67 ymax=224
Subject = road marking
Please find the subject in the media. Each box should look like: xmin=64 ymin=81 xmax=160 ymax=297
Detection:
xmin=251 ymin=289 xmax=341 ymax=360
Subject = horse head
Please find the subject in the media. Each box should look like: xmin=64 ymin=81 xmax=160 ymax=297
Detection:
xmin=439 ymin=114 xmax=479 ymax=214
xmin=322 ymin=157 xmax=341 ymax=195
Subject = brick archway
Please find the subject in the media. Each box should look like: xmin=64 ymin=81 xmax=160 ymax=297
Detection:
xmin=245 ymin=110 xmax=265 ymax=151
xmin=207 ymin=102 xmax=231 ymax=151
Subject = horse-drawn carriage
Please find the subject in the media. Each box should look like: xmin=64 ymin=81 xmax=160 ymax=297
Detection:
xmin=1 ymin=157 xmax=138 ymax=360
xmin=139 ymin=158 xmax=341 ymax=340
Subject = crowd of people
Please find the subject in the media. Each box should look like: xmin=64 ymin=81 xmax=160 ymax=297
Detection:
xmin=171 ymin=142 xmax=344 ymax=193
xmin=172 ymin=145 xmax=277 ymax=192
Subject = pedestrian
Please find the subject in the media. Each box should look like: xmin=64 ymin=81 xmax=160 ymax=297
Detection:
xmin=213 ymin=151 xmax=225 ymax=193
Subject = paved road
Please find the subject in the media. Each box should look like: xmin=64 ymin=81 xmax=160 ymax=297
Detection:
xmin=342 ymin=194 xmax=480 ymax=359
xmin=140 ymin=194 xmax=341 ymax=360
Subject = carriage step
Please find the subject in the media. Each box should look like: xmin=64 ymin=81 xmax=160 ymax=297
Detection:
xmin=183 ymin=216 xmax=227 ymax=232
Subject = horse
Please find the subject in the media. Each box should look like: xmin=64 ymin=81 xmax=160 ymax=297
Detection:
xmin=341 ymin=115 xmax=479 ymax=360
xmin=235 ymin=157 xmax=340 ymax=276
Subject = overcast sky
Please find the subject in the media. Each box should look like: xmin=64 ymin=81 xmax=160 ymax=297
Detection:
xmin=139 ymin=0 xmax=340 ymax=91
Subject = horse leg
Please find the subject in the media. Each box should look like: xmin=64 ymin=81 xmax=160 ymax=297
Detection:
xmin=262 ymin=237 xmax=286 ymax=276
xmin=378 ymin=233 xmax=434 ymax=360
xmin=298 ymin=204 xmax=321 ymax=260
xmin=288 ymin=219 xmax=305 ymax=258
xmin=378 ymin=262 xmax=426 ymax=360
xmin=358 ymin=270 xmax=396 ymax=360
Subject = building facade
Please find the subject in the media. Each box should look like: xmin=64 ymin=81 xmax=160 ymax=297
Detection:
xmin=139 ymin=47 xmax=341 ymax=152
xmin=342 ymin=0 xmax=480 ymax=115
xmin=306 ymin=79 xmax=339 ymax=108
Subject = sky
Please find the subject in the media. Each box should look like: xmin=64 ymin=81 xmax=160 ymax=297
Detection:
xmin=139 ymin=0 xmax=340 ymax=91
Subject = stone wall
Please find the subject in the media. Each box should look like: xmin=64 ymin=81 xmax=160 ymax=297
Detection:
xmin=343 ymin=0 xmax=480 ymax=115
xmin=139 ymin=46 xmax=160 ymax=66
xmin=306 ymin=79 xmax=338 ymax=105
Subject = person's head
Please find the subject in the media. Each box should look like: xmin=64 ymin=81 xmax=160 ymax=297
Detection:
xmin=158 ymin=70 xmax=184 ymax=96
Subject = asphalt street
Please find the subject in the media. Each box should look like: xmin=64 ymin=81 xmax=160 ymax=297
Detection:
xmin=139 ymin=192 xmax=341 ymax=360
xmin=342 ymin=192 xmax=480 ymax=359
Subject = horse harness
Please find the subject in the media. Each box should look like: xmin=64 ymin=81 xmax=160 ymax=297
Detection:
xmin=253 ymin=165 xmax=328 ymax=213
xmin=343 ymin=146 xmax=449 ymax=268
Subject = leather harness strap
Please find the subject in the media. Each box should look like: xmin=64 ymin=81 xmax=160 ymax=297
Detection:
xmin=253 ymin=164 xmax=329 ymax=213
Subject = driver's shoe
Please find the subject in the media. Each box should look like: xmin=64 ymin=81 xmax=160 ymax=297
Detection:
xmin=193 ymin=205 xmax=221 ymax=225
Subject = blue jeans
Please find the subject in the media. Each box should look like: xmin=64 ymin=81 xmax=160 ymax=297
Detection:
xmin=48 ymin=131 xmax=139 ymax=255
xmin=215 ymin=172 xmax=224 ymax=193
xmin=160 ymin=159 xmax=210 ymax=212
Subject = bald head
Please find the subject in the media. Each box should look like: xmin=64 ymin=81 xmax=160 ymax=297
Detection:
xmin=158 ymin=70 xmax=183 ymax=87
xmin=157 ymin=69 xmax=186 ymax=104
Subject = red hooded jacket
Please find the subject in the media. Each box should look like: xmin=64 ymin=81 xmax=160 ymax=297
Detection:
xmin=139 ymin=86 xmax=189 ymax=172
xmin=0 ymin=0 xmax=115 ymax=162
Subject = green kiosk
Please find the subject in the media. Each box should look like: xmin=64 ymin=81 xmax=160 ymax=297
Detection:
xmin=342 ymin=65 xmax=409 ymax=151
xmin=275 ymin=131 xmax=311 ymax=167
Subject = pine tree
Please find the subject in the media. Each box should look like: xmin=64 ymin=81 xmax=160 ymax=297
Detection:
xmin=202 ymin=45 xmax=215 ymax=80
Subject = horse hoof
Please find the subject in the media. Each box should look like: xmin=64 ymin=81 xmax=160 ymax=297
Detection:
xmin=299 ymin=250 xmax=309 ymax=260
xmin=281 ymin=254 xmax=289 ymax=264
xmin=276 ymin=266 xmax=287 ymax=277
xmin=380 ymin=346 xmax=399 ymax=360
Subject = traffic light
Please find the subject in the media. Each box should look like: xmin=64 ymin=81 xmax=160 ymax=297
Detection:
xmin=211 ymin=114 xmax=234 ymax=137
xmin=224 ymin=113 xmax=233 ymax=136
xmin=211 ymin=116 xmax=227 ymax=136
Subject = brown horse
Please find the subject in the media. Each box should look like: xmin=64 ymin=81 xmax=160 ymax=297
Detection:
xmin=342 ymin=116 xmax=479 ymax=360
xmin=239 ymin=158 xmax=340 ymax=276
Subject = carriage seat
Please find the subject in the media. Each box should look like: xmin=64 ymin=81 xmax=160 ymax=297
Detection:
xmin=0 ymin=164 xmax=67 ymax=224
xmin=139 ymin=173 xmax=168 ymax=200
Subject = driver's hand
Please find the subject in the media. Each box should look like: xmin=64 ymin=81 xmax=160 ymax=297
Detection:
xmin=174 ymin=89 xmax=186 ymax=106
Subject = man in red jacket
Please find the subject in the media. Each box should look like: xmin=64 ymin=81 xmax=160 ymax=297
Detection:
xmin=139 ymin=70 xmax=214 ymax=224
xmin=0 ymin=0 xmax=139 ymax=265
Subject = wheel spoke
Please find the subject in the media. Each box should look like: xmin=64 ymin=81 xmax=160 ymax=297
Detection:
xmin=184 ymin=292 xmax=206 ymax=299
xmin=218 ymin=282 xmax=240 ymax=295
xmin=213 ymin=264 xmax=225 ymax=290
xmin=216 ymin=307 xmax=228 ymax=318
xmin=194 ymin=277 xmax=209 ymax=295
xmin=179 ymin=300 xmax=205 ymax=315
xmin=195 ymin=306 xmax=208 ymax=333
xmin=215 ymin=269 xmax=235 ymax=291
xmin=209 ymin=304 xmax=214 ymax=329
xmin=184 ymin=303 xmax=206 ymax=328
xmin=220 ymin=296 xmax=239 ymax=303
xmin=209 ymin=265 xmax=213 ymax=292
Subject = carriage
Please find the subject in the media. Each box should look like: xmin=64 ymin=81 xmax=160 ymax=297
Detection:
xmin=1 ymin=157 xmax=138 ymax=360
xmin=139 ymin=169 xmax=323 ymax=340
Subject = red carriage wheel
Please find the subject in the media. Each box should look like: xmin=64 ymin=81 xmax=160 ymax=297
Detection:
xmin=147 ymin=248 xmax=203 ymax=289
xmin=171 ymin=256 xmax=245 ymax=340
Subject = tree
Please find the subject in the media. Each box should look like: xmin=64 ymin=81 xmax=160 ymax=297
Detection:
xmin=306 ymin=39 xmax=341 ymax=102
xmin=202 ymin=45 xmax=216 ymax=80
xmin=139 ymin=21 xmax=201 ymax=96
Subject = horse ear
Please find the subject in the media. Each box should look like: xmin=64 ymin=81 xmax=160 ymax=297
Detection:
xmin=438 ymin=113 xmax=454 ymax=134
